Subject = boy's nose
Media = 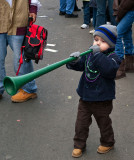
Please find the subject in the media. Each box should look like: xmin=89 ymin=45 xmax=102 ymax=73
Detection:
xmin=97 ymin=41 xmax=100 ymax=46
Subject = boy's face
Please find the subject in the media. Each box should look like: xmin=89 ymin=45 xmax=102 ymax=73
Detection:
xmin=93 ymin=36 xmax=110 ymax=52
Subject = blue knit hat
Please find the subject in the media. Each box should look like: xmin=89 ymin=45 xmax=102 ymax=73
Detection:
xmin=93 ymin=24 xmax=117 ymax=47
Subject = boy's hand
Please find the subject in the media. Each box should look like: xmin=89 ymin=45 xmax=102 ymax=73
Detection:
xmin=70 ymin=51 xmax=80 ymax=58
xmin=69 ymin=51 xmax=81 ymax=63
xmin=89 ymin=45 xmax=100 ymax=54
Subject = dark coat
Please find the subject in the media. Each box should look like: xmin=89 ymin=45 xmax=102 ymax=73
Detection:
xmin=66 ymin=48 xmax=121 ymax=102
xmin=113 ymin=0 xmax=134 ymax=22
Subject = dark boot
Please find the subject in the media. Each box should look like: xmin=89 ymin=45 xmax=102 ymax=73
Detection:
xmin=115 ymin=59 xmax=126 ymax=80
xmin=125 ymin=55 xmax=134 ymax=72
xmin=65 ymin=13 xmax=78 ymax=18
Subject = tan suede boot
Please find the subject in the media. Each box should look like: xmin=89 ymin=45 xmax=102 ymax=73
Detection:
xmin=115 ymin=59 xmax=126 ymax=80
xmin=97 ymin=145 xmax=114 ymax=154
xmin=11 ymin=89 xmax=37 ymax=102
xmin=72 ymin=149 xmax=82 ymax=158
xmin=125 ymin=55 xmax=134 ymax=72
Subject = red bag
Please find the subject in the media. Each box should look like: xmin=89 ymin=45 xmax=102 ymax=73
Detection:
xmin=16 ymin=19 xmax=48 ymax=75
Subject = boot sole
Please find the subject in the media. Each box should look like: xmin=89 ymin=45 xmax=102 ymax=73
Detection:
xmin=97 ymin=146 xmax=114 ymax=154
xmin=11 ymin=94 xmax=37 ymax=103
xmin=72 ymin=152 xmax=82 ymax=158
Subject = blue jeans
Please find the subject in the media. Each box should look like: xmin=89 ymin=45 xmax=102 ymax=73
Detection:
xmin=0 ymin=34 xmax=37 ymax=95
xmin=115 ymin=11 xmax=134 ymax=60
xmin=95 ymin=0 xmax=116 ymax=29
xmin=83 ymin=1 xmax=90 ymax=25
xmin=92 ymin=7 xmax=97 ymax=28
xmin=60 ymin=0 xmax=75 ymax=14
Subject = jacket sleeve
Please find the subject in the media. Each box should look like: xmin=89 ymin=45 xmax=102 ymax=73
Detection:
xmin=93 ymin=52 xmax=121 ymax=79
xmin=66 ymin=55 xmax=86 ymax=72
xmin=113 ymin=0 xmax=119 ymax=16
xmin=29 ymin=0 xmax=41 ymax=14
xmin=117 ymin=0 xmax=134 ymax=22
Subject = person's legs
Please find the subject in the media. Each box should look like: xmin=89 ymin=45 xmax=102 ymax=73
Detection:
xmin=123 ymin=12 xmax=134 ymax=56
xmin=89 ymin=7 xmax=97 ymax=33
xmin=115 ymin=11 xmax=134 ymax=60
xmin=123 ymin=11 xmax=134 ymax=72
xmin=59 ymin=0 xmax=66 ymax=13
xmin=66 ymin=0 xmax=75 ymax=14
xmin=108 ymin=0 xmax=116 ymax=25
xmin=106 ymin=5 xmax=110 ymax=23
xmin=95 ymin=0 xmax=106 ymax=29
xmin=115 ymin=19 xmax=127 ymax=78
xmin=0 ymin=34 xmax=8 ymax=95
xmin=124 ymin=29 xmax=133 ymax=55
xmin=93 ymin=7 xmax=97 ymax=28
xmin=74 ymin=99 xmax=92 ymax=150
xmin=74 ymin=0 xmax=81 ymax=11
xmin=116 ymin=11 xmax=134 ymax=78
xmin=115 ymin=24 xmax=125 ymax=60
xmin=83 ymin=1 xmax=90 ymax=25
xmin=8 ymin=35 xmax=37 ymax=93
xmin=64 ymin=0 xmax=78 ymax=18
xmin=93 ymin=101 xmax=115 ymax=148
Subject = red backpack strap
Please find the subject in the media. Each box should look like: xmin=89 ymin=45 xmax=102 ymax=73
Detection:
xmin=36 ymin=26 xmax=44 ymax=39
xmin=28 ymin=24 xmax=39 ymax=38
xmin=37 ymin=40 xmax=44 ymax=58
xmin=43 ymin=28 xmax=48 ymax=38
xmin=37 ymin=27 xmax=47 ymax=58
xmin=16 ymin=46 xmax=25 ymax=76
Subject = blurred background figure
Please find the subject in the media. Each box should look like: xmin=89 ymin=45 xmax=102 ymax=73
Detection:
xmin=113 ymin=0 xmax=134 ymax=79
xmin=81 ymin=0 xmax=91 ymax=29
xmin=74 ymin=0 xmax=81 ymax=11
xmin=95 ymin=0 xmax=116 ymax=29
xmin=89 ymin=0 xmax=97 ymax=34
xmin=59 ymin=0 xmax=78 ymax=18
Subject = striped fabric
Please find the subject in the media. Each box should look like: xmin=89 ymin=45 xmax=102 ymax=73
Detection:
xmin=96 ymin=27 xmax=116 ymax=44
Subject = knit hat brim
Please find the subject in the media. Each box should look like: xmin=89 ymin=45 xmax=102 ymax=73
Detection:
xmin=93 ymin=25 xmax=117 ymax=47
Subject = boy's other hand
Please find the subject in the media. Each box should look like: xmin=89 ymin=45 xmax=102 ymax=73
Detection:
xmin=89 ymin=45 xmax=100 ymax=54
xmin=70 ymin=51 xmax=80 ymax=58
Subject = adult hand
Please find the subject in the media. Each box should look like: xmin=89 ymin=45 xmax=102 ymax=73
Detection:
xmin=89 ymin=45 xmax=100 ymax=54
xmin=29 ymin=13 xmax=37 ymax=23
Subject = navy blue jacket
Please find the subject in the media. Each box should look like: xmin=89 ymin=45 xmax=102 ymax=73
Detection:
xmin=66 ymin=48 xmax=121 ymax=102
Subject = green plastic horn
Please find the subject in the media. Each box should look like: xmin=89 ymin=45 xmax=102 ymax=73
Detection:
xmin=4 ymin=49 xmax=92 ymax=95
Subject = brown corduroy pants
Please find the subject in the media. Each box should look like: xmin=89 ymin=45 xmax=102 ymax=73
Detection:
xmin=74 ymin=99 xmax=115 ymax=150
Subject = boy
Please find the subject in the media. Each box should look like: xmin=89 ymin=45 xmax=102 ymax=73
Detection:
xmin=66 ymin=25 xmax=121 ymax=158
